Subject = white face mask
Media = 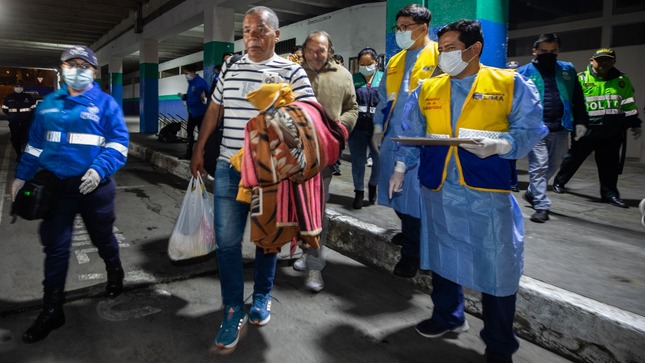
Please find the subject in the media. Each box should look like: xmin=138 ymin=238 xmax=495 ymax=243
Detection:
xmin=185 ymin=74 xmax=194 ymax=81
xmin=62 ymin=67 xmax=94 ymax=91
xmin=395 ymin=31 xmax=416 ymax=50
xmin=438 ymin=46 xmax=475 ymax=76
xmin=14 ymin=87 xmax=23 ymax=93
xmin=359 ymin=64 xmax=376 ymax=77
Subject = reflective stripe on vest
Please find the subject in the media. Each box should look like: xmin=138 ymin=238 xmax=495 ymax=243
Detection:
xmin=46 ymin=131 xmax=106 ymax=146
xmin=106 ymin=142 xmax=129 ymax=157
xmin=24 ymin=145 xmax=43 ymax=157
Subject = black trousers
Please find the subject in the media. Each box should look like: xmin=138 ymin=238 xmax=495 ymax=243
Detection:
xmin=554 ymin=133 xmax=622 ymax=199
xmin=9 ymin=120 xmax=31 ymax=156
xmin=40 ymin=177 xmax=120 ymax=288
xmin=186 ymin=113 xmax=204 ymax=151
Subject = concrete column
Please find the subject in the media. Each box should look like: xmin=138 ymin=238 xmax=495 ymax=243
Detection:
xmin=203 ymin=5 xmax=235 ymax=91
xmin=385 ymin=0 xmax=509 ymax=68
xmin=139 ymin=39 xmax=159 ymax=133
xmin=109 ymin=57 xmax=123 ymax=108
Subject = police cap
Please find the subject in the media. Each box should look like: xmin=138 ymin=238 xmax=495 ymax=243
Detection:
xmin=61 ymin=46 xmax=98 ymax=68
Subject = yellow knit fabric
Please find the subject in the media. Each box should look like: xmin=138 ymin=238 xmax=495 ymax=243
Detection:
xmin=231 ymin=148 xmax=252 ymax=203
xmin=246 ymin=83 xmax=296 ymax=112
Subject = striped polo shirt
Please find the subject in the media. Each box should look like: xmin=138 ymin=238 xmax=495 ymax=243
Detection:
xmin=212 ymin=53 xmax=317 ymax=160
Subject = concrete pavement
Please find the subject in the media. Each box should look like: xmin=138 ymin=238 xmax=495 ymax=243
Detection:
xmin=0 ymin=124 xmax=571 ymax=363
xmin=125 ymin=127 xmax=645 ymax=363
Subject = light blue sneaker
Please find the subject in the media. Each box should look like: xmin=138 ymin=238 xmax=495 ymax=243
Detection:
xmin=248 ymin=293 xmax=271 ymax=326
xmin=214 ymin=305 xmax=248 ymax=349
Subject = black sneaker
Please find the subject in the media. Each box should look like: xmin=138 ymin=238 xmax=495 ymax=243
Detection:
xmin=393 ymin=255 xmax=419 ymax=278
xmin=522 ymin=191 xmax=535 ymax=208
xmin=530 ymin=210 xmax=549 ymax=223
xmin=390 ymin=232 xmax=404 ymax=246
xmin=602 ymin=196 xmax=628 ymax=208
xmin=486 ymin=349 xmax=514 ymax=363
xmin=552 ymin=183 xmax=565 ymax=194
xmin=415 ymin=318 xmax=469 ymax=338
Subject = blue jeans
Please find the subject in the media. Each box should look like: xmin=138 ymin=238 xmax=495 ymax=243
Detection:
xmin=213 ymin=160 xmax=277 ymax=306
xmin=527 ymin=130 xmax=568 ymax=210
xmin=348 ymin=129 xmax=379 ymax=191
xmin=40 ymin=177 xmax=120 ymax=288
xmin=430 ymin=272 xmax=519 ymax=358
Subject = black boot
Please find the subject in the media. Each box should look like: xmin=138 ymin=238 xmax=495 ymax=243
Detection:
xmin=368 ymin=184 xmax=377 ymax=205
xmin=393 ymin=255 xmax=420 ymax=278
xmin=353 ymin=190 xmax=364 ymax=209
xmin=105 ymin=260 xmax=125 ymax=298
xmin=23 ymin=286 xmax=65 ymax=343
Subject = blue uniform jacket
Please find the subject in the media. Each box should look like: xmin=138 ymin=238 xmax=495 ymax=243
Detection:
xmin=516 ymin=61 xmax=577 ymax=131
xmin=185 ymin=74 xmax=209 ymax=117
xmin=17 ymin=83 xmax=129 ymax=181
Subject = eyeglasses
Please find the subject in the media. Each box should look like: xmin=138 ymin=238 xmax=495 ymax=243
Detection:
xmin=392 ymin=23 xmax=422 ymax=33
xmin=62 ymin=62 xmax=93 ymax=70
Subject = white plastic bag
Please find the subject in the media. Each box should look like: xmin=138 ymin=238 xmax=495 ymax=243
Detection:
xmin=168 ymin=175 xmax=216 ymax=261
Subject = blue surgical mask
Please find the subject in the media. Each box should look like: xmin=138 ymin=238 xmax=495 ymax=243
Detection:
xmin=62 ymin=67 xmax=94 ymax=91
xmin=359 ymin=64 xmax=376 ymax=77
xmin=395 ymin=30 xmax=415 ymax=50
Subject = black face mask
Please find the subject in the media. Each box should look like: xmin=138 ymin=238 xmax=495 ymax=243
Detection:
xmin=536 ymin=53 xmax=557 ymax=66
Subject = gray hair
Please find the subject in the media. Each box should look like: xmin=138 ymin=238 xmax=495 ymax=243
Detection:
xmin=303 ymin=30 xmax=335 ymax=55
xmin=245 ymin=6 xmax=279 ymax=30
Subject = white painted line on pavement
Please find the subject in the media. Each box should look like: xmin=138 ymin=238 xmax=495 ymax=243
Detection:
xmin=75 ymin=248 xmax=98 ymax=264
xmin=79 ymin=273 xmax=104 ymax=281
xmin=74 ymin=243 xmax=131 ymax=264
xmin=125 ymin=269 xmax=156 ymax=283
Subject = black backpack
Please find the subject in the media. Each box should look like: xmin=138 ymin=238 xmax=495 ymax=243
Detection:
xmin=204 ymin=54 xmax=242 ymax=176
xmin=158 ymin=122 xmax=182 ymax=143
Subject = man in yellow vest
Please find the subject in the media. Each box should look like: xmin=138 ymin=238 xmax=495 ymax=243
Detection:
xmin=389 ymin=20 xmax=547 ymax=362
xmin=372 ymin=4 xmax=439 ymax=278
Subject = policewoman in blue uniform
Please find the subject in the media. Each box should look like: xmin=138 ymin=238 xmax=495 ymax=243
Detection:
xmin=11 ymin=46 xmax=130 ymax=343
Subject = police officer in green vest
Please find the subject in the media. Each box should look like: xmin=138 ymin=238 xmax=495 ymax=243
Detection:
xmin=553 ymin=48 xmax=642 ymax=208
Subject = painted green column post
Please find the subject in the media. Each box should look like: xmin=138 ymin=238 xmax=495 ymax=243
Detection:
xmin=139 ymin=39 xmax=159 ymax=134
xmin=385 ymin=0 xmax=509 ymax=68
xmin=204 ymin=5 xmax=235 ymax=91
xmin=204 ymin=41 xmax=234 ymax=89
xmin=109 ymin=56 xmax=123 ymax=108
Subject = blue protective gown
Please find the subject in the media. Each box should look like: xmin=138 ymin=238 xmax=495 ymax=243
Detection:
xmin=373 ymin=47 xmax=423 ymax=218
xmin=398 ymin=71 xmax=547 ymax=296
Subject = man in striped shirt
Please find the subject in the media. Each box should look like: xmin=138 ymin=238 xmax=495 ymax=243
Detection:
xmin=189 ymin=6 xmax=316 ymax=352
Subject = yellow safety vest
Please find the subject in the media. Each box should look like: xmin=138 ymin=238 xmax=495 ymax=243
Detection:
xmin=417 ymin=66 xmax=515 ymax=192
xmin=383 ymin=41 xmax=438 ymax=132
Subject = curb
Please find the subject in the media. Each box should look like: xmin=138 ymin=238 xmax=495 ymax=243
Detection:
xmin=129 ymin=142 xmax=645 ymax=363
